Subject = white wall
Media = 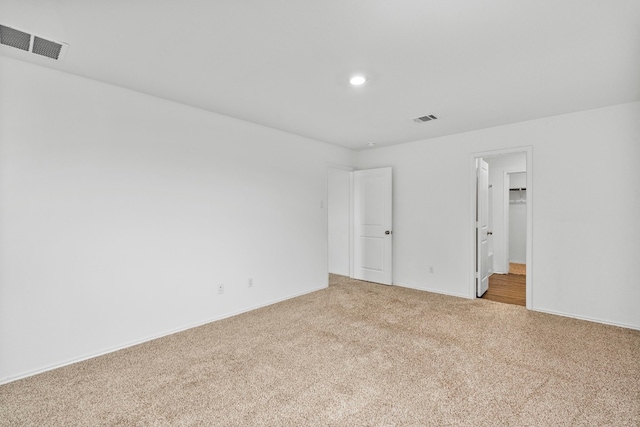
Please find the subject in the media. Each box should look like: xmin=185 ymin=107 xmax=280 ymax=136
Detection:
xmin=508 ymin=172 xmax=527 ymax=264
xmin=356 ymin=101 xmax=640 ymax=329
xmin=486 ymin=154 xmax=527 ymax=273
xmin=0 ymin=56 xmax=354 ymax=382
xmin=509 ymin=200 xmax=527 ymax=264
xmin=327 ymin=168 xmax=351 ymax=276
xmin=509 ymin=172 xmax=527 ymax=189
xmin=487 ymin=185 xmax=494 ymax=275
xmin=1 ymin=56 xmax=639 ymax=385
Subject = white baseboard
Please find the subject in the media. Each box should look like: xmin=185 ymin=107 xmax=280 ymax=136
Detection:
xmin=7 ymin=283 xmax=634 ymax=385
xmin=0 ymin=285 xmax=326 ymax=385
xmin=393 ymin=281 xmax=469 ymax=299
xmin=532 ymin=307 xmax=639 ymax=331
xmin=395 ymin=282 xmax=639 ymax=331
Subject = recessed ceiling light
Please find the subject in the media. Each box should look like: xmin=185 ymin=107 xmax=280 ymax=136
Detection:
xmin=349 ymin=75 xmax=367 ymax=86
xmin=367 ymin=142 xmax=376 ymax=147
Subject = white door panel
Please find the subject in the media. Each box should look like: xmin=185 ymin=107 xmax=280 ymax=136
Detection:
xmin=477 ymin=159 xmax=489 ymax=297
xmin=353 ymin=167 xmax=392 ymax=285
xmin=361 ymin=237 xmax=384 ymax=270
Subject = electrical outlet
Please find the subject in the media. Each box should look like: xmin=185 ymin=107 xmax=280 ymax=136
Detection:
xmin=248 ymin=278 xmax=253 ymax=288
xmin=218 ymin=284 xmax=224 ymax=294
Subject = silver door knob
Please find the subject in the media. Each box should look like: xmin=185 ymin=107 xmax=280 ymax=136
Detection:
xmin=385 ymin=230 xmax=391 ymax=235
xmin=487 ymin=231 xmax=493 ymax=235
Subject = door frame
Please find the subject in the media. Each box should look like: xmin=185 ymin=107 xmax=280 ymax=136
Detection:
xmin=470 ymin=147 xmax=533 ymax=309
xmin=326 ymin=163 xmax=355 ymax=280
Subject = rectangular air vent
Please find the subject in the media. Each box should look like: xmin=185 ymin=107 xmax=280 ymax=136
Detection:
xmin=0 ymin=25 xmax=31 ymax=51
xmin=413 ymin=114 xmax=438 ymax=123
xmin=0 ymin=24 xmax=68 ymax=61
xmin=32 ymin=36 xmax=63 ymax=59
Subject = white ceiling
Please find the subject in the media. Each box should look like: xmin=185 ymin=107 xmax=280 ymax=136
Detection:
xmin=1 ymin=1 xmax=639 ymax=150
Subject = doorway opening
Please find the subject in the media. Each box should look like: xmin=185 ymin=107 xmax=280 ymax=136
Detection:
xmin=327 ymin=165 xmax=353 ymax=285
xmin=471 ymin=147 xmax=532 ymax=309
xmin=506 ymin=171 xmax=527 ymax=275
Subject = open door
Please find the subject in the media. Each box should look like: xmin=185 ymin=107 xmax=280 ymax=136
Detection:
xmin=353 ymin=167 xmax=392 ymax=285
xmin=476 ymin=159 xmax=490 ymax=296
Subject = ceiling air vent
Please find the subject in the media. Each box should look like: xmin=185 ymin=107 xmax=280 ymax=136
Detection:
xmin=0 ymin=25 xmax=30 ymax=51
xmin=413 ymin=114 xmax=438 ymax=123
xmin=32 ymin=36 xmax=63 ymax=59
xmin=0 ymin=24 xmax=68 ymax=61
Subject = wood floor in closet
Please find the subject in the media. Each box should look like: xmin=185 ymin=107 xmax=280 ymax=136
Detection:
xmin=482 ymin=268 xmax=526 ymax=307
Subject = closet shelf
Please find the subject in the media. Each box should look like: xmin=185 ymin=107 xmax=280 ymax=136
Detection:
xmin=510 ymin=187 xmax=526 ymax=204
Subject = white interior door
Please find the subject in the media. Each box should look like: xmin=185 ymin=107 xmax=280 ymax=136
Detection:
xmin=353 ymin=167 xmax=392 ymax=285
xmin=477 ymin=159 xmax=490 ymax=296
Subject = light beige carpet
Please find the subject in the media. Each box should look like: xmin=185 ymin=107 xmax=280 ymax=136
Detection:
xmin=1 ymin=275 xmax=639 ymax=426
